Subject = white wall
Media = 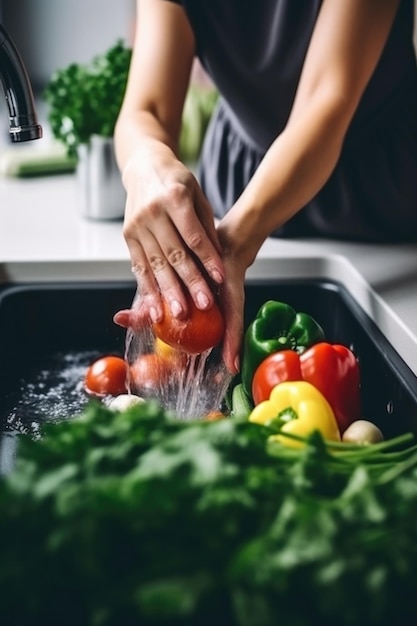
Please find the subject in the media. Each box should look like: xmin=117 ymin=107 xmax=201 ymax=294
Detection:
xmin=1 ymin=0 xmax=135 ymax=92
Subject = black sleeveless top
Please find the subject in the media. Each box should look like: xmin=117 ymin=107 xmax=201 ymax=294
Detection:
xmin=165 ymin=0 xmax=417 ymax=241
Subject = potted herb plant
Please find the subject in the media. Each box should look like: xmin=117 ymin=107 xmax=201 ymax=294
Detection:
xmin=43 ymin=40 xmax=132 ymax=220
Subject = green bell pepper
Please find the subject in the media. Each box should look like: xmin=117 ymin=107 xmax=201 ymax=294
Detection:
xmin=241 ymin=300 xmax=325 ymax=398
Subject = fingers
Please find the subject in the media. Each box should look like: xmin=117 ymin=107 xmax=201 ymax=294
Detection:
xmin=218 ymin=276 xmax=245 ymax=376
xmin=124 ymin=179 xmax=225 ymax=316
xmin=113 ymin=292 xmax=152 ymax=330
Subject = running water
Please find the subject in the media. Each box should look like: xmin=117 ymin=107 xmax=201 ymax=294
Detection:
xmin=125 ymin=324 xmax=232 ymax=420
xmin=174 ymin=351 xmax=232 ymax=419
xmin=1 ymin=320 xmax=231 ymax=435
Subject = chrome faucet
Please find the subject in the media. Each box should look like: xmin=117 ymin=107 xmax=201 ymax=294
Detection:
xmin=0 ymin=23 xmax=42 ymax=142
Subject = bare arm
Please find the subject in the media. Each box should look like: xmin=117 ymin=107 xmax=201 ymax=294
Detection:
xmin=217 ymin=0 xmax=402 ymax=266
xmin=115 ymin=0 xmax=194 ymax=162
xmin=115 ymin=0 xmax=401 ymax=374
xmin=114 ymin=0 xmax=225 ymax=325
xmin=217 ymin=0 xmax=401 ymax=371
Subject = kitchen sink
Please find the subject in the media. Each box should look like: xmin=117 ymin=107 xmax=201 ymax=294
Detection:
xmin=1 ymin=269 xmax=417 ymax=448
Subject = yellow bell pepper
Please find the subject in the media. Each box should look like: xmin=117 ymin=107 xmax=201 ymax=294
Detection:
xmin=249 ymin=380 xmax=341 ymax=447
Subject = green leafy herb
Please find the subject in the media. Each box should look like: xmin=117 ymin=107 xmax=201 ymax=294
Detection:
xmin=43 ymin=40 xmax=132 ymax=158
xmin=1 ymin=401 xmax=417 ymax=626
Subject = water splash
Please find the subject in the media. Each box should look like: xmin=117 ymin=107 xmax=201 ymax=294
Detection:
xmin=125 ymin=323 xmax=232 ymax=420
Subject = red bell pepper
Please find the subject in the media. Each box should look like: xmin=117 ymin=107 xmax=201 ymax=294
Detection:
xmin=251 ymin=342 xmax=361 ymax=434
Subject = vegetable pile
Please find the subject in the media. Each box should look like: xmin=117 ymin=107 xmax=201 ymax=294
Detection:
xmin=1 ymin=401 xmax=417 ymax=626
xmin=234 ymin=300 xmax=365 ymax=443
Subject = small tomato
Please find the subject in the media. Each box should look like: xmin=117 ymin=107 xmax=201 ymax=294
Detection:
xmin=85 ymin=355 xmax=128 ymax=397
xmin=130 ymin=353 xmax=173 ymax=392
xmin=152 ymin=294 xmax=225 ymax=354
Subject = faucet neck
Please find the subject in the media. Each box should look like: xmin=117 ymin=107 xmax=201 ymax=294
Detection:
xmin=0 ymin=23 xmax=43 ymax=142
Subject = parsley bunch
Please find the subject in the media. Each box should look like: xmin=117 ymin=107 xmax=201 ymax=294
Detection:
xmin=43 ymin=40 xmax=132 ymax=158
xmin=1 ymin=401 xmax=417 ymax=626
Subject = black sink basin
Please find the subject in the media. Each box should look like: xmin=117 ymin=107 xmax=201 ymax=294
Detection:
xmin=0 ymin=278 xmax=417 ymax=439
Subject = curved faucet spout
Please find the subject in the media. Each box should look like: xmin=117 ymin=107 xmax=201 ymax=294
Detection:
xmin=0 ymin=23 xmax=43 ymax=142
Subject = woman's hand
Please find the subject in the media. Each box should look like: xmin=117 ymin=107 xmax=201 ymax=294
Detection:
xmin=114 ymin=202 xmax=249 ymax=376
xmin=121 ymin=141 xmax=225 ymax=324
xmin=114 ymin=150 xmax=254 ymax=376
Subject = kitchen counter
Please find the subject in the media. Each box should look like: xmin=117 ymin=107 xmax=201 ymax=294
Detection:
xmin=1 ymin=171 xmax=417 ymax=374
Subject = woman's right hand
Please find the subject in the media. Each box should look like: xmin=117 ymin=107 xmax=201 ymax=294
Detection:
xmin=119 ymin=140 xmax=225 ymax=328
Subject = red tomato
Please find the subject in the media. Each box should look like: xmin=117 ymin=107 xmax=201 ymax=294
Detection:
xmin=152 ymin=294 xmax=225 ymax=354
xmin=130 ymin=353 xmax=173 ymax=392
xmin=85 ymin=355 xmax=128 ymax=396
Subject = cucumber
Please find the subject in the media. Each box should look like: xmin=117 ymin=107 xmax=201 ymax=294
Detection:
xmin=231 ymin=383 xmax=253 ymax=419
xmin=0 ymin=146 xmax=76 ymax=178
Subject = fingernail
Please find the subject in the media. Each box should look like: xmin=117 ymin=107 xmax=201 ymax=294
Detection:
xmin=234 ymin=356 xmax=240 ymax=373
xmin=170 ymin=300 xmax=183 ymax=317
xmin=196 ymin=291 xmax=210 ymax=309
xmin=113 ymin=311 xmax=129 ymax=327
xmin=211 ymin=269 xmax=224 ymax=284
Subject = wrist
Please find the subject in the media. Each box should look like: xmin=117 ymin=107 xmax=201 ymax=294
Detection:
xmin=217 ymin=204 xmax=266 ymax=270
xmin=121 ymin=139 xmax=176 ymax=189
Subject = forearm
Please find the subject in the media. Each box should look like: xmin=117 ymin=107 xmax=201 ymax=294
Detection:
xmin=218 ymin=0 xmax=401 ymax=268
xmin=217 ymin=97 xmax=347 ymax=266
xmin=114 ymin=0 xmax=195 ymax=178
xmin=114 ymin=108 xmax=180 ymax=181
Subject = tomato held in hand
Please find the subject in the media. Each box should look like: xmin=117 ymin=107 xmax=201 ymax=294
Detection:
xmin=85 ymin=355 xmax=128 ymax=397
xmin=153 ymin=294 xmax=225 ymax=354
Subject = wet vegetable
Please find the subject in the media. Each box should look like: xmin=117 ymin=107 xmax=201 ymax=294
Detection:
xmin=152 ymin=293 xmax=225 ymax=354
xmin=84 ymin=355 xmax=128 ymax=396
xmin=130 ymin=353 xmax=173 ymax=392
xmin=107 ymin=393 xmax=145 ymax=411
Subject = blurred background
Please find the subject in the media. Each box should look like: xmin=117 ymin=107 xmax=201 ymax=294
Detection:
xmin=2 ymin=0 xmax=417 ymax=95
xmin=0 ymin=0 xmax=135 ymax=93
xmin=0 ymin=0 xmax=416 ymax=160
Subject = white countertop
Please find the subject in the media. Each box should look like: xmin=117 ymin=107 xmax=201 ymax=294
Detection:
xmin=1 ymin=169 xmax=417 ymax=372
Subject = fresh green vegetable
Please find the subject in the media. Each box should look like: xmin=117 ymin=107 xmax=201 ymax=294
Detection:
xmin=43 ymin=40 xmax=132 ymax=158
xmin=0 ymin=144 xmax=77 ymax=177
xmin=179 ymin=85 xmax=218 ymax=162
xmin=231 ymin=382 xmax=253 ymax=419
xmin=240 ymin=300 xmax=325 ymax=399
xmin=1 ymin=400 xmax=417 ymax=626
xmin=44 ymin=41 xmax=217 ymax=164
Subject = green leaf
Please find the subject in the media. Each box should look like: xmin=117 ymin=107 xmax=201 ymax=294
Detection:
xmin=43 ymin=40 xmax=132 ymax=157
